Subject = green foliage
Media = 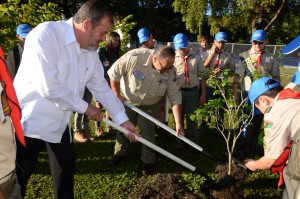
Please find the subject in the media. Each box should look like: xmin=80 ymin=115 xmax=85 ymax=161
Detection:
xmin=0 ymin=0 xmax=61 ymax=53
xmin=114 ymin=15 xmax=136 ymax=53
xmin=172 ymin=0 xmax=300 ymax=44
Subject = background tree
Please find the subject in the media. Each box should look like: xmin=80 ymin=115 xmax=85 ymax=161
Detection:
xmin=0 ymin=0 xmax=61 ymax=53
xmin=173 ymin=0 xmax=300 ymax=44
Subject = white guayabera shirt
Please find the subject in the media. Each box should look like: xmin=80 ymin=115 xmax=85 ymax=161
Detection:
xmin=14 ymin=18 xmax=128 ymax=143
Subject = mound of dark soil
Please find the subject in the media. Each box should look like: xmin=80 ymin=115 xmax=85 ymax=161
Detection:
xmin=207 ymin=163 xmax=248 ymax=199
xmin=128 ymin=173 xmax=200 ymax=199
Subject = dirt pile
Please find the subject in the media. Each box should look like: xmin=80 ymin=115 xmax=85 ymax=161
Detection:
xmin=129 ymin=173 xmax=201 ymax=199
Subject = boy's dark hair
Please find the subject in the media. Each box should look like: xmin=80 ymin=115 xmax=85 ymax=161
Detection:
xmin=254 ymin=79 xmax=283 ymax=105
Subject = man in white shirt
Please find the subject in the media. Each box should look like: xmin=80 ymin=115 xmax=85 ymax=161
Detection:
xmin=13 ymin=1 xmax=138 ymax=198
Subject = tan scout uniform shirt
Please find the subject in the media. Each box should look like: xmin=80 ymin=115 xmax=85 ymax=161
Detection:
xmin=108 ymin=48 xmax=181 ymax=106
xmin=263 ymin=98 xmax=300 ymax=160
xmin=174 ymin=50 xmax=205 ymax=88
xmin=235 ymin=49 xmax=280 ymax=91
xmin=206 ymin=49 xmax=235 ymax=71
xmin=0 ymin=84 xmax=16 ymax=184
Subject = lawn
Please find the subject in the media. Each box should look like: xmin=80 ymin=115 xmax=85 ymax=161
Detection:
xmin=24 ymin=66 xmax=298 ymax=199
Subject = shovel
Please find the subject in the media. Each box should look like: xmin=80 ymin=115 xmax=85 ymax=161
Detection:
xmin=102 ymin=118 xmax=215 ymax=184
xmin=124 ymin=101 xmax=246 ymax=169
xmin=124 ymin=101 xmax=215 ymax=160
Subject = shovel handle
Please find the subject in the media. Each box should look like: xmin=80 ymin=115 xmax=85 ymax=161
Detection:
xmin=124 ymin=101 xmax=206 ymax=153
xmin=102 ymin=118 xmax=196 ymax=172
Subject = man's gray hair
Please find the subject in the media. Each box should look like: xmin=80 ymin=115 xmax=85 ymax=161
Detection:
xmin=74 ymin=0 xmax=113 ymax=27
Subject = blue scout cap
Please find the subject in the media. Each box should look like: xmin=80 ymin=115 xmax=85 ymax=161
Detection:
xmin=215 ymin=32 xmax=227 ymax=42
xmin=137 ymin=28 xmax=150 ymax=44
xmin=291 ymin=62 xmax=300 ymax=84
xmin=250 ymin=29 xmax=267 ymax=42
xmin=16 ymin=24 xmax=32 ymax=39
xmin=248 ymin=77 xmax=281 ymax=114
xmin=281 ymin=35 xmax=300 ymax=54
xmin=173 ymin=33 xmax=188 ymax=50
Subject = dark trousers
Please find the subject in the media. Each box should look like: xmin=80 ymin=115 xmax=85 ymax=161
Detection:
xmin=16 ymin=127 xmax=74 ymax=199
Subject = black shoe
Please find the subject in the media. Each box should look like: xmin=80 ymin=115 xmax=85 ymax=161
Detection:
xmin=142 ymin=163 xmax=155 ymax=175
xmin=109 ymin=155 xmax=125 ymax=166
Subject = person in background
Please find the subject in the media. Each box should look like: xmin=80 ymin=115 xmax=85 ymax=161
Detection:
xmin=6 ymin=24 xmax=32 ymax=80
xmin=203 ymin=32 xmax=235 ymax=130
xmin=245 ymin=76 xmax=300 ymax=199
xmin=173 ymin=33 xmax=206 ymax=148
xmin=198 ymin=35 xmax=211 ymax=62
xmin=233 ymin=29 xmax=280 ymax=155
xmin=137 ymin=27 xmax=155 ymax=49
xmin=0 ymin=46 xmax=24 ymax=199
xmin=94 ymin=31 xmax=121 ymax=137
xmin=108 ymin=45 xmax=184 ymax=175
xmin=73 ymin=87 xmax=94 ymax=142
xmin=13 ymin=1 xmax=138 ymax=198
xmin=197 ymin=35 xmax=211 ymax=132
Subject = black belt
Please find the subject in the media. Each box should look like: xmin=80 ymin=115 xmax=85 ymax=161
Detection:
xmin=180 ymin=86 xmax=198 ymax=91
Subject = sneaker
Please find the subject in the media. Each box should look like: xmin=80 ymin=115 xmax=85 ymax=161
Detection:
xmin=74 ymin=131 xmax=89 ymax=143
xmin=142 ymin=163 xmax=155 ymax=175
xmin=84 ymin=130 xmax=94 ymax=142
xmin=95 ymin=127 xmax=105 ymax=138
xmin=109 ymin=155 xmax=125 ymax=166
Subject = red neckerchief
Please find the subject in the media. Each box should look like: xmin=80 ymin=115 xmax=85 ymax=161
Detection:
xmin=257 ymin=51 xmax=265 ymax=72
xmin=0 ymin=47 xmax=26 ymax=146
xmin=277 ymin=88 xmax=300 ymax=101
xmin=270 ymin=88 xmax=300 ymax=187
xmin=180 ymin=54 xmax=192 ymax=85
xmin=214 ymin=52 xmax=221 ymax=70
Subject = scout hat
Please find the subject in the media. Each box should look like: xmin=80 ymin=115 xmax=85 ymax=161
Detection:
xmin=137 ymin=28 xmax=150 ymax=44
xmin=215 ymin=32 xmax=227 ymax=42
xmin=16 ymin=24 xmax=32 ymax=39
xmin=250 ymin=29 xmax=267 ymax=42
xmin=173 ymin=33 xmax=188 ymax=50
xmin=248 ymin=77 xmax=281 ymax=114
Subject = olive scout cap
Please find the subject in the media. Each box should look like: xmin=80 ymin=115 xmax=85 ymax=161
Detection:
xmin=215 ymin=32 xmax=227 ymax=42
xmin=173 ymin=33 xmax=188 ymax=50
xmin=17 ymin=24 xmax=32 ymax=39
xmin=248 ymin=77 xmax=281 ymax=114
xmin=137 ymin=28 xmax=150 ymax=44
xmin=250 ymin=29 xmax=267 ymax=42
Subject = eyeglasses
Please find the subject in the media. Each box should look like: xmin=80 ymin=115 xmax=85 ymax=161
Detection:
xmin=156 ymin=58 xmax=174 ymax=72
xmin=252 ymin=41 xmax=263 ymax=45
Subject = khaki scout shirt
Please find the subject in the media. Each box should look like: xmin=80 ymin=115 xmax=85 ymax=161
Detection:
xmin=206 ymin=49 xmax=235 ymax=71
xmin=174 ymin=50 xmax=205 ymax=88
xmin=108 ymin=48 xmax=181 ymax=106
xmin=263 ymin=98 xmax=300 ymax=160
xmin=235 ymin=48 xmax=280 ymax=91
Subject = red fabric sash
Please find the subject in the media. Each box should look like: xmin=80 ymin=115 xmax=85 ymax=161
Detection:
xmin=0 ymin=47 xmax=25 ymax=146
xmin=180 ymin=54 xmax=192 ymax=85
xmin=270 ymin=141 xmax=292 ymax=187
xmin=214 ymin=53 xmax=221 ymax=70
xmin=257 ymin=51 xmax=265 ymax=72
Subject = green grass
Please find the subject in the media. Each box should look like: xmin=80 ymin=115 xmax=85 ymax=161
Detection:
xmin=24 ymin=66 xmax=297 ymax=199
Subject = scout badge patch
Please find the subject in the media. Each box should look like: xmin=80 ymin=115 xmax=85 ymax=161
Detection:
xmin=133 ymin=70 xmax=145 ymax=80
